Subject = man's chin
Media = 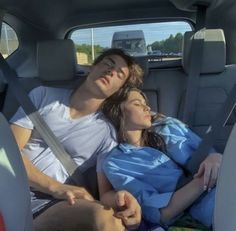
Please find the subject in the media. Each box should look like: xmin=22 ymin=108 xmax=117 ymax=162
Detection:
xmin=95 ymin=82 xmax=114 ymax=98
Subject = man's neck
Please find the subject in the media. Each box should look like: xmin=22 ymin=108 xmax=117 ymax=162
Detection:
xmin=69 ymin=84 xmax=105 ymax=119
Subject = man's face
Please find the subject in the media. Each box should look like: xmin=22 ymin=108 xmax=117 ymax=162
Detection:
xmin=87 ymin=54 xmax=130 ymax=98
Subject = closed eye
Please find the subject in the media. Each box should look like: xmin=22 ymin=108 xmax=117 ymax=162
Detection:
xmin=103 ymin=59 xmax=113 ymax=67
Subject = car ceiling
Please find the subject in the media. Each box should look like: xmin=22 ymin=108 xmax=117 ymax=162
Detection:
xmin=0 ymin=0 xmax=235 ymax=34
xmin=0 ymin=0 xmax=196 ymax=34
xmin=1 ymin=0 xmax=236 ymax=65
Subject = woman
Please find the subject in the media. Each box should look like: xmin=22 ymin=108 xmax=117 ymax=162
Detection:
xmin=99 ymin=87 xmax=221 ymax=230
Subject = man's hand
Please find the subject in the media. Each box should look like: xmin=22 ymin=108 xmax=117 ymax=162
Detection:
xmin=49 ymin=183 xmax=94 ymax=205
xmin=194 ymin=153 xmax=222 ymax=190
xmin=114 ymin=190 xmax=141 ymax=230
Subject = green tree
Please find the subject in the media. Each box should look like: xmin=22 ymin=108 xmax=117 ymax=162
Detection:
xmin=150 ymin=33 xmax=183 ymax=54
xmin=75 ymin=44 xmax=106 ymax=63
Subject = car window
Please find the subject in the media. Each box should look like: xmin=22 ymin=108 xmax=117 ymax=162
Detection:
xmin=0 ymin=22 xmax=19 ymax=58
xmin=69 ymin=21 xmax=192 ymax=65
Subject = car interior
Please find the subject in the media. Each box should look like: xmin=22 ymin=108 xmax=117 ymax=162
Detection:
xmin=0 ymin=0 xmax=236 ymax=230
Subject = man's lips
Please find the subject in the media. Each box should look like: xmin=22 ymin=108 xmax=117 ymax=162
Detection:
xmin=99 ymin=76 xmax=110 ymax=85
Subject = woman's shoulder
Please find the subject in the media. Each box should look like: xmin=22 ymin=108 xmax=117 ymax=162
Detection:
xmin=152 ymin=114 xmax=188 ymax=135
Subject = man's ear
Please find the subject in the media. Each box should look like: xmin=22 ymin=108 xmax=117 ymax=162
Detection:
xmin=80 ymin=65 xmax=93 ymax=76
xmin=89 ymin=65 xmax=94 ymax=73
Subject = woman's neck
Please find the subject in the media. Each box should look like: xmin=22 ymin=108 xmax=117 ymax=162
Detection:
xmin=125 ymin=130 xmax=143 ymax=147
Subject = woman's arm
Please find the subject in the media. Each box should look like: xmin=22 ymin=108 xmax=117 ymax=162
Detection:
xmin=97 ymin=172 xmax=141 ymax=229
xmin=98 ymin=172 xmax=117 ymax=208
xmin=160 ymin=176 xmax=205 ymax=224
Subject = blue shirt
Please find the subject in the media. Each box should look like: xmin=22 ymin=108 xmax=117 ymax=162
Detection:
xmin=103 ymin=144 xmax=182 ymax=224
xmin=103 ymin=116 xmax=214 ymax=225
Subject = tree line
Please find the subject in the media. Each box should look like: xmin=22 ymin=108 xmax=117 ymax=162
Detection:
xmin=75 ymin=32 xmax=184 ymax=63
xmin=150 ymin=33 xmax=183 ymax=54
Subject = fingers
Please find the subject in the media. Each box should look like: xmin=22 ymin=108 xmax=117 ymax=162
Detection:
xmin=207 ymin=165 xmax=219 ymax=188
xmin=195 ymin=153 xmax=222 ymax=191
xmin=116 ymin=207 xmax=135 ymax=218
xmin=120 ymin=216 xmax=141 ymax=230
xmin=73 ymin=188 xmax=94 ymax=201
xmin=54 ymin=185 xmax=94 ymax=203
xmin=116 ymin=191 xmax=126 ymax=207
xmin=194 ymin=163 xmax=204 ymax=178
xmin=66 ymin=191 xmax=76 ymax=205
xmin=115 ymin=191 xmax=141 ymax=229
xmin=116 ymin=208 xmax=141 ymax=230
xmin=203 ymin=164 xmax=212 ymax=190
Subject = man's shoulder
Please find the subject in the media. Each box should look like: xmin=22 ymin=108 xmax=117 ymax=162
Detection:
xmin=29 ymin=86 xmax=72 ymax=107
xmin=94 ymin=112 xmax=117 ymax=137
xmin=30 ymin=86 xmax=71 ymax=97
xmin=94 ymin=112 xmax=115 ymax=128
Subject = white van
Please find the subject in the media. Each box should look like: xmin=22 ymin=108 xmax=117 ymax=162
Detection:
xmin=111 ymin=30 xmax=147 ymax=56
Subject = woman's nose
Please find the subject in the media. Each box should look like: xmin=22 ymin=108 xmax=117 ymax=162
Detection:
xmin=144 ymin=105 xmax=151 ymax=111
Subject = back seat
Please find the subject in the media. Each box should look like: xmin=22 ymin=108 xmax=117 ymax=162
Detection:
xmin=2 ymin=33 xmax=236 ymax=153
xmin=2 ymin=39 xmax=81 ymax=120
xmin=142 ymin=29 xmax=236 ymax=152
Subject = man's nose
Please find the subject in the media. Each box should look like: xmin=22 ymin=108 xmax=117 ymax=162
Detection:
xmin=107 ymin=67 xmax=116 ymax=77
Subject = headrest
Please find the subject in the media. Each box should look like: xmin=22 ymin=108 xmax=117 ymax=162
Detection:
xmin=37 ymin=39 xmax=76 ymax=81
xmin=133 ymin=56 xmax=149 ymax=78
xmin=170 ymin=0 xmax=212 ymax=11
xmin=182 ymin=29 xmax=226 ymax=74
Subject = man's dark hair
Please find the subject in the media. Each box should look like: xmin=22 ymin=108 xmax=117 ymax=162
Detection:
xmin=93 ymin=48 xmax=143 ymax=87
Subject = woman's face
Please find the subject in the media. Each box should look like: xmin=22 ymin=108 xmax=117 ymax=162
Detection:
xmin=122 ymin=90 xmax=152 ymax=130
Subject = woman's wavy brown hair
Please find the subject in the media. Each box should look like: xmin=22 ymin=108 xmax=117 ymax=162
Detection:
xmin=101 ymin=87 xmax=166 ymax=152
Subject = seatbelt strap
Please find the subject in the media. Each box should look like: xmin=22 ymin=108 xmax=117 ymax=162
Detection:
xmin=0 ymin=54 xmax=81 ymax=179
xmin=0 ymin=10 xmax=7 ymax=111
xmin=182 ymin=5 xmax=207 ymax=127
xmin=176 ymin=84 xmax=236 ymax=188
xmin=0 ymin=84 xmax=7 ymax=111
xmin=186 ymin=83 xmax=236 ymax=174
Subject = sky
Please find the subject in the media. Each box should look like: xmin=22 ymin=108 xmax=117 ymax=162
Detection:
xmin=71 ymin=21 xmax=192 ymax=47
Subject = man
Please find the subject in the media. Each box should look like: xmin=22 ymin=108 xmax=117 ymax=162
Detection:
xmin=10 ymin=48 xmax=143 ymax=231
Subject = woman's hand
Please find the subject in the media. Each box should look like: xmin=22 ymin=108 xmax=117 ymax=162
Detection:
xmin=194 ymin=153 xmax=222 ymax=190
xmin=49 ymin=183 xmax=94 ymax=205
xmin=114 ymin=190 xmax=141 ymax=230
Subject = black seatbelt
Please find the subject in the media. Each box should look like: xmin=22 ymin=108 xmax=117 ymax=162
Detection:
xmin=186 ymin=84 xmax=236 ymax=174
xmin=182 ymin=5 xmax=207 ymax=127
xmin=177 ymin=84 xmax=236 ymax=188
xmin=0 ymin=54 xmax=85 ymax=184
xmin=0 ymin=83 xmax=7 ymax=111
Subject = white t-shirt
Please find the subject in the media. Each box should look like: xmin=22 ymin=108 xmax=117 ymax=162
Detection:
xmin=10 ymin=86 xmax=117 ymax=183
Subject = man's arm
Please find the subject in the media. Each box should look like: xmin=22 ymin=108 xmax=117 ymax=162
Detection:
xmin=97 ymin=172 xmax=141 ymax=229
xmin=11 ymin=124 xmax=93 ymax=203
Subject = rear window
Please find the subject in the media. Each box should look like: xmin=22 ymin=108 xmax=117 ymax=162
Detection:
xmin=69 ymin=21 xmax=192 ymax=65
xmin=0 ymin=22 xmax=19 ymax=58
